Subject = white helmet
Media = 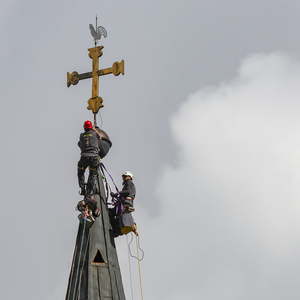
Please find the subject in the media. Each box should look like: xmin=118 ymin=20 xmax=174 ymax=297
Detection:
xmin=122 ymin=171 xmax=134 ymax=179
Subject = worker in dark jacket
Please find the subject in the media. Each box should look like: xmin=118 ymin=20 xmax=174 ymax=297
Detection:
xmin=77 ymin=120 xmax=112 ymax=195
xmin=109 ymin=171 xmax=137 ymax=236
xmin=119 ymin=171 xmax=136 ymax=211
xmin=120 ymin=171 xmax=137 ymax=235
xmin=77 ymin=194 xmax=100 ymax=222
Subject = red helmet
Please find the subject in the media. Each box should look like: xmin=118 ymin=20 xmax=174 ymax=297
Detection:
xmin=84 ymin=120 xmax=93 ymax=129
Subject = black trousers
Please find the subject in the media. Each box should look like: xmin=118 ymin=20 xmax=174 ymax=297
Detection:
xmin=77 ymin=156 xmax=100 ymax=194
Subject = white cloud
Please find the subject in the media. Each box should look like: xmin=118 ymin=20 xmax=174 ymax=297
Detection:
xmin=138 ymin=53 xmax=300 ymax=299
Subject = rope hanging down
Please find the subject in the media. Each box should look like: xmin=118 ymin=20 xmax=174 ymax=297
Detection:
xmin=126 ymin=233 xmax=145 ymax=300
xmin=96 ymin=171 xmax=114 ymax=294
xmin=136 ymin=236 xmax=144 ymax=300
xmin=128 ymin=233 xmax=144 ymax=262
xmin=99 ymin=163 xmax=111 ymax=203
xmin=100 ymin=162 xmax=119 ymax=192
xmin=67 ymin=219 xmax=90 ymax=300
xmin=126 ymin=235 xmax=134 ymax=300
xmin=99 ymin=163 xmax=145 ymax=300
xmin=77 ymin=220 xmax=90 ymax=300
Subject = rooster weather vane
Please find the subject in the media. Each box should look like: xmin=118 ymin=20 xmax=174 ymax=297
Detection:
xmin=89 ymin=16 xmax=107 ymax=46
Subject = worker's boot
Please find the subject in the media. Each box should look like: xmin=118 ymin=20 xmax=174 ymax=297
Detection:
xmin=78 ymin=177 xmax=86 ymax=195
xmin=77 ymin=200 xmax=86 ymax=212
xmin=79 ymin=186 xmax=86 ymax=196
xmin=87 ymin=175 xmax=98 ymax=195
xmin=89 ymin=210 xmax=95 ymax=222
xmin=132 ymin=224 xmax=138 ymax=236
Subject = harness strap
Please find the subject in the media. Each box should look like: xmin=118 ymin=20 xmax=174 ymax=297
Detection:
xmin=100 ymin=162 xmax=119 ymax=193
xmin=99 ymin=164 xmax=111 ymax=204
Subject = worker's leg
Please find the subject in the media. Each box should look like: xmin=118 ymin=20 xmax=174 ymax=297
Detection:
xmin=124 ymin=198 xmax=135 ymax=212
xmin=78 ymin=157 xmax=88 ymax=194
xmin=87 ymin=156 xmax=100 ymax=194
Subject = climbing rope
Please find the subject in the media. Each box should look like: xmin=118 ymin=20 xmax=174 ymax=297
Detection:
xmin=98 ymin=111 xmax=104 ymax=127
xmin=67 ymin=218 xmax=89 ymax=300
xmin=136 ymin=236 xmax=144 ymax=300
xmin=77 ymin=221 xmax=90 ymax=300
xmin=96 ymin=171 xmax=115 ymax=296
xmin=99 ymin=163 xmax=111 ymax=203
xmin=66 ymin=235 xmax=78 ymax=300
xmin=126 ymin=233 xmax=145 ymax=300
xmin=128 ymin=233 xmax=144 ymax=262
xmin=100 ymin=162 xmax=119 ymax=192
xmin=99 ymin=163 xmax=145 ymax=299
xmin=126 ymin=235 xmax=134 ymax=300
xmin=73 ymin=219 xmax=86 ymax=299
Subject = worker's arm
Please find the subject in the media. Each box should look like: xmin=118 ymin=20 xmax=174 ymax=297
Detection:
xmin=78 ymin=134 xmax=82 ymax=148
xmin=119 ymin=190 xmax=130 ymax=197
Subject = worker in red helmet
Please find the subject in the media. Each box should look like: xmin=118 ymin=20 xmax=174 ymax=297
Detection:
xmin=77 ymin=120 xmax=112 ymax=195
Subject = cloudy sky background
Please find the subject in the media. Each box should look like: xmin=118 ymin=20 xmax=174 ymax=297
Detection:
xmin=1 ymin=1 xmax=300 ymax=299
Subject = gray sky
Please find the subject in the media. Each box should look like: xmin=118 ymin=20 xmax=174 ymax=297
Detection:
xmin=1 ymin=1 xmax=300 ymax=299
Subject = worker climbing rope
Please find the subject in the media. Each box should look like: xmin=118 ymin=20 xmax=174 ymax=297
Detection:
xmin=109 ymin=171 xmax=138 ymax=236
xmin=120 ymin=171 xmax=136 ymax=212
xmin=77 ymin=120 xmax=112 ymax=195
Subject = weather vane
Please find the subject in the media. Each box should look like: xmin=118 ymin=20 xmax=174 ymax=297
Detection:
xmin=67 ymin=16 xmax=125 ymax=126
xmin=89 ymin=16 xmax=107 ymax=46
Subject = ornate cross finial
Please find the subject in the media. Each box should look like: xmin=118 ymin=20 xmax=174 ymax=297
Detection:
xmin=66 ymin=19 xmax=125 ymax=125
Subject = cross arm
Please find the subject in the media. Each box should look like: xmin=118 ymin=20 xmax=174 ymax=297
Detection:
xmin=66 ymin=60 xmax=125 ymax=87
xmin=99 ymin=60 xmax=125 ymax=77
xmin=67 ymin=71 xmax=91 ymax=87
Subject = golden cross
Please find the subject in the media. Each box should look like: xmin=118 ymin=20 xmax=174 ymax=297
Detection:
xmin=67 ymin=46 xmax=124 ymax=114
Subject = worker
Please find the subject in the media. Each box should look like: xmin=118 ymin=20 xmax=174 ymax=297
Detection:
xmin=119 ymin=171 xmax=136 ymax=212
xmin=110 ymin=171 xmax=138 ymax=236
xmin=77 ymin=120 xmax=112 ymax=195
xmin=77 ymin=194 xmax=100 ymax=222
